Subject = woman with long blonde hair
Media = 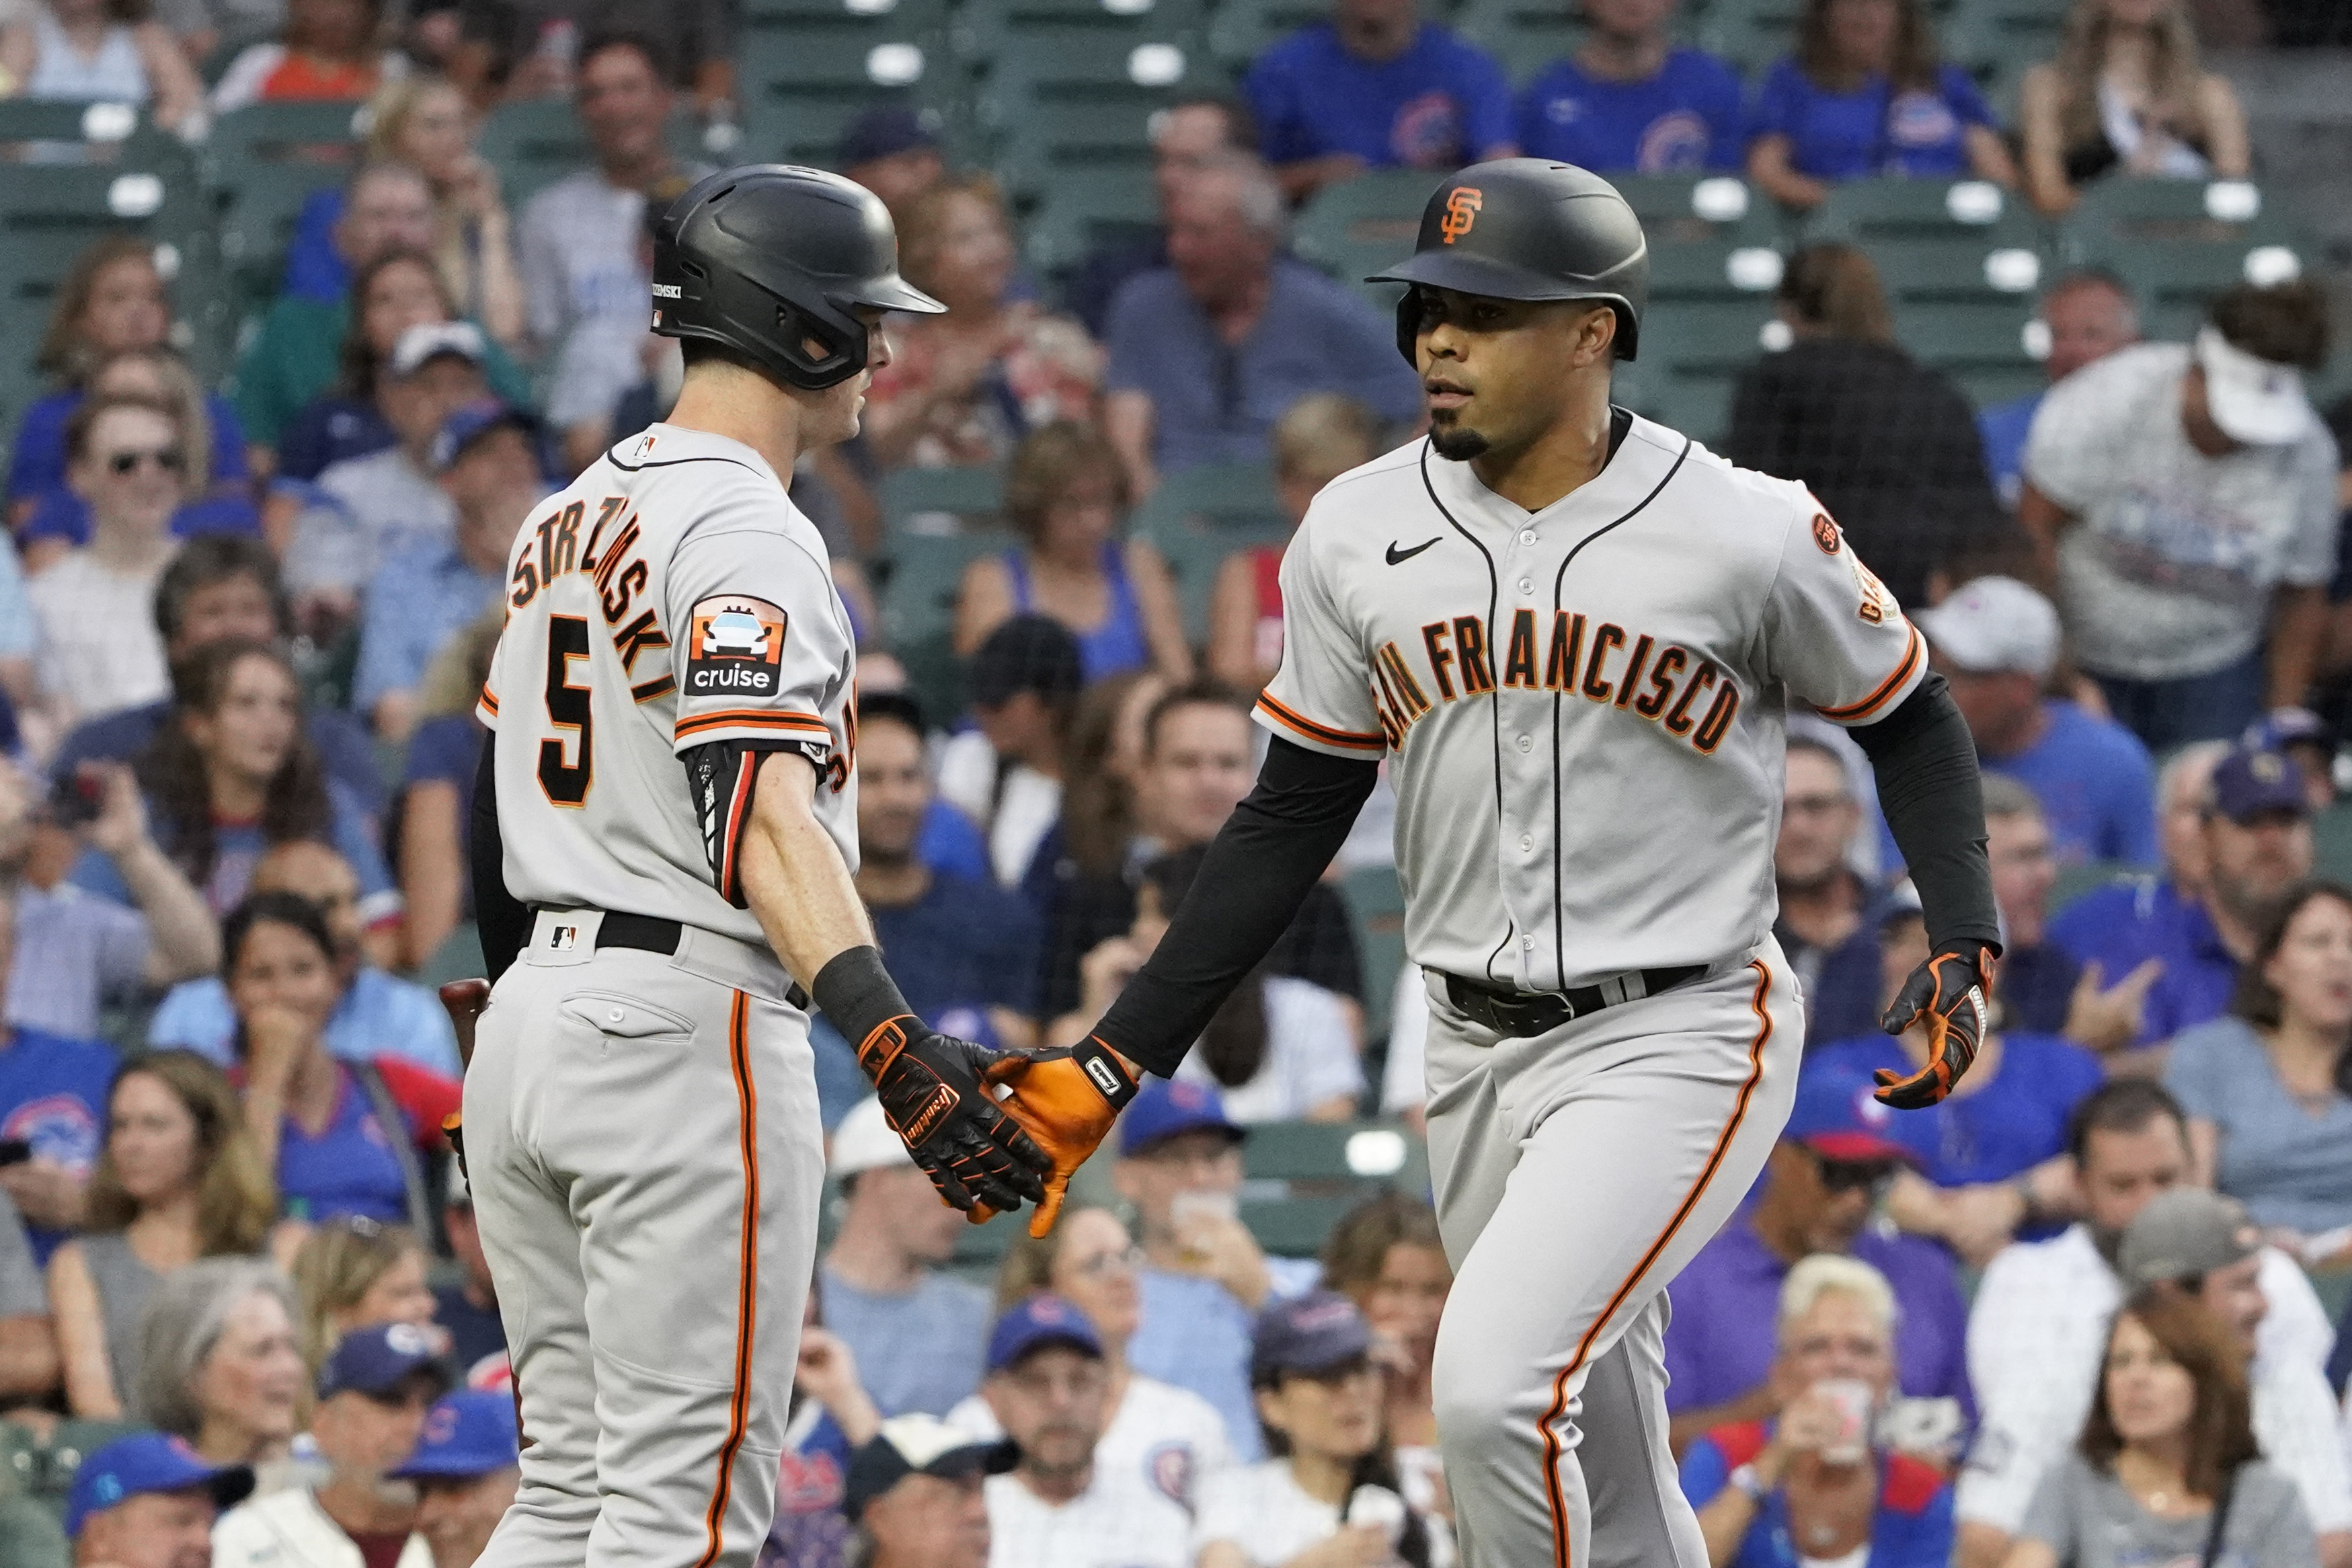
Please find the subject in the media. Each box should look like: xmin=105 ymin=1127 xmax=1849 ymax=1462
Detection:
xmin=288 ymin=1214 xmax=437 ymax=1374
xmin=2018 ymin=0 xmax=2248 ymax=215
xmin=49 ymin=1050 xmax=279 ymax=1417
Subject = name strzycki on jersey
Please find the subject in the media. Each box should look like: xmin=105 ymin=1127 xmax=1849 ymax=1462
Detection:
xmin=1255 ymin=414 xmax=1924 ymax=994
xmin=481 ymin=424 xmax=859 ymax=948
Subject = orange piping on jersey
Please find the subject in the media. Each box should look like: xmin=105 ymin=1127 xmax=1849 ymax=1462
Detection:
xmin=479 ymin=684 xmax=500 ymax=717
xmin=1538 ymin=960 xmax=1777 ymax=1568
xmin=1816 ymin=623 xmax=1923 ymax=723
xmin=1255 ymin=693 xmax=1384 ymax=752
xmin=673 ymin=709 xmax=832 ymax=742
xmin=696 ymin=989 xmax=761 ymax=1568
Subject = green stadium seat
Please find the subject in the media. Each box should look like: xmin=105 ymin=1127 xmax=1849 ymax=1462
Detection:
xmin=1620 ymin=301 xmax=1774 ymax=441
xmin=0 ymin=98 xmax=147 ymax=152
xmin=1612 ymin=174 xmax=1788 ymax=246
xmin=2057 ymin=180 xmax=2308 ymax=344
xmin=1942 ymin=0 xmax=2070 ymax=85
xmin=877 ymin=528 xmax=1015 ymax=717
xmin=960 ymin=0 xmax=1208 ymax=63
xmin=879 ymin=465 xmax=1005 ymax=529
xmin=1696 ymin=0 xmax=1803 ymax=74
xmin=475 ymin=102 xmax=722 ymax=213
xmin=980 ymin=29 xmax=1223 ymax=201
xmin=1811 ymin=176 xmax=2045 ymax=247
xmin=736 ymin=16 xmax=966 ymax=171
xmin=1291 ymin=168 xmax=1442 ymax=307
xmin=1341 ymin=863 xmax=1405 ymax=1037
xmin=1240 ymin=1120 xmax=1430 ymax=1254
xmin=418 ymin=923 xmax=487 ymax=990
xmin=1023 ymin=164 xmax=1162 ymax=276
xmin=1206 ymin=0 xmax=1329 ymax=68
xmin=1148 ymin=522 xmax=1284 ymax=643
xmin=206 ymin=100 xmax=368 ymax=314
xmin=1130 ymin=459 xmax=1280 ymax=536
xmin=1451 ymin=0 xmax=1587 ymax=83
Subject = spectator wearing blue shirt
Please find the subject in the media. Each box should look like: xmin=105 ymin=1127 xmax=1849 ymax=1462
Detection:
xmin=2053 ymin=744 xmax=2314 ymax=1056
xmin=1517 ymin=0 xmax=1742 ymax=174
xmin=354 ymin=401 xmax=549 ymax=742
xmin=148 ymin=839 xmax=460 ymax=1080
xmin=1680 ymin=1255 xmax=1956 ymax=1568
xmin=69 ymin=641 xmax=400 ymax=937
xmin=1772 ymin=735 xmax=1883 ymax=1048
xmin=1744 ymin=0 xmax=2015 ymax=212
xmin=853 ymin=694 xmax=1044 ymax=1053
xmin=1919 ymin=576 xmax=2158 ymax=869
xmin=1813 ymin=894 xmax=2105 ymax=1265
xmin=0 ymin=896 xmax=118 ymax=1265
xmin=1977 ymin=270 xmax=2140 ymax=510
xmin=1245 ymin=0 xmax=1516 ymax=202
xmin=819 ymin=1098 xmax=994 ymax=1419
xmin=1103 ymin=157 xmax=1421 ymax=493
xmin=1064 ymin=95 xmax=1257 ymax=340
xmin=1114 ymin=1081 xmax=1319 ymax=1461
xmin=47 ymin=536 xmax=388 ymax=820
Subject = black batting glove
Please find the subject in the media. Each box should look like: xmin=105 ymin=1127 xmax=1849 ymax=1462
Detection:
xmin=853 ymin=1015 xmax=1050 ymax=1216
xmin=1873 ymin=942 xmax=1995 ymax=1109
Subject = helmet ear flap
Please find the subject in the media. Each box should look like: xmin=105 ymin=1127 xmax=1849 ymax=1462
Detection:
xmin=771 ymin=300 xmax=862 ymax=389
xmin=1392 ymin=285 xmax=1427 ymax=368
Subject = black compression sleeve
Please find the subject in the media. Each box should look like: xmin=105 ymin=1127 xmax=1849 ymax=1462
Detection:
xmin=1095 ymin=737 xmax=1379 ymax=1078
xmin=471 ymin=730 xmax=533 ymax=984
xmin=1848 ymin=670 xmax=2003 ymax=958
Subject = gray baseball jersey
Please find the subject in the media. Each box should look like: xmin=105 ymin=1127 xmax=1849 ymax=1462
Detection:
xmin=1260 ymin=414 xmax=1922 ymax=1568
xmin=1259 ymin=416 xmax=1924 ymax=992
xmin=479 ymin=422 xmax=860 ymax=942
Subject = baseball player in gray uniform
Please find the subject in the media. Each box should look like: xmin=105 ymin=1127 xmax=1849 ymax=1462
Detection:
xmin=988 ymin=160 xmax=2003 ymax=1568
xmin=460 ymin=167 xmax=1046 ymax=1568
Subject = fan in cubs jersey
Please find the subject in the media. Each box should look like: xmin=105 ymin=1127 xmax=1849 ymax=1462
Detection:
xmin=984 ymin=160 xmax=2004 ymax=1568
xmin=459 ymin=166 xmax=1047 ymax=1568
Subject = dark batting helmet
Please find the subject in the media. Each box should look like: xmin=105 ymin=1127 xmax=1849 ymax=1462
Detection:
xmin=1367 ymin=159 xmax=1648 ymax=363
xmin=651 ymin=165 xmax=945 ymax=391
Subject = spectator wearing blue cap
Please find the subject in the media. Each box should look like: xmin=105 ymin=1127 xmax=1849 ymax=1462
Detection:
xmin=1196 ymin=1291 xmax=1432 ymax=1568
xmin=2246 ymin=708 xmax=2337 ymax=814
xmin=282 ymin=321 xmax=489 ymax=625
xmin=1662 ymin=1060 xmax=1973 ymax=1459
xmin=839 ymin=106 xmax=946 ymax=221
xmin=843 ymin=1414 xmax=1012 ymax=1568
xmin=392 ymin=1390 xmax=520 ymax=1568
xmin=1810 ymin=885 xmax=2105 ymax=1265
xmin=2053 ymin=744 xmax=2316 ymax=1055
xmin=66 ymin=1431 xmax=254 ymax=1568
xmin=979 ymin=1294 xmax=1191 ymax=1568
xmin=212 ymin=1321 xmax=450 ymax=1568
xmin=352 ymin=399 xmax=551 ymax=744
xmin=819 ymin=1097 xmax=993 ymax=1419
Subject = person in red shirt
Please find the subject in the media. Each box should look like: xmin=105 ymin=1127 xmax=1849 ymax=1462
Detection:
xmin=212 ymin=0 xmax=393 ymax=112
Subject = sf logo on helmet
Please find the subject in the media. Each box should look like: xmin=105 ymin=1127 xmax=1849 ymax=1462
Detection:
xmin=1440 ymin=187 xmax=1483 ymax=245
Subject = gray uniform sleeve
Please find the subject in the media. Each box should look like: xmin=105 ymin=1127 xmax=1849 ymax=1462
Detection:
xmin=1760 ymin=492 xmax=1927 ymax=727
xmin=1255 ymin=520 xmax=1386 ymax=759
xmin=665 ymin=503 xmax=855 ymax=762
xmin=0 ymin=1193 xmax=45 ymax=1317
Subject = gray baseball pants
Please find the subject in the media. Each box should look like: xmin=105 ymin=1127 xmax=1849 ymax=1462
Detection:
xmin=1423 ymin=940 xmax=1803 ymax=1568
xmin=466 ymin=909 xmax=824 ymax=1568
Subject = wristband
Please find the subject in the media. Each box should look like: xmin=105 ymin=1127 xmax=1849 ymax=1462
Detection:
xmin=812 ymin=946 xmax=916 ymax=1064
xmin=1727 ymin=1463 xmax=1767 ymax=1504
xmin=1074 ymin=1035 xmax=1140 ymax=1109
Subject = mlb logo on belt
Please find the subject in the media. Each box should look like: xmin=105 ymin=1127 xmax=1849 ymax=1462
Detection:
xmin=684 ymin=593 xmax=789 ymax=697
xmin=549 ymin=925 xmax=579 ymax=950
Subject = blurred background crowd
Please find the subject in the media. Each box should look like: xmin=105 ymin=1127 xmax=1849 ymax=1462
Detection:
xmin=0 ymin=0 xmax=2345 ymax=1561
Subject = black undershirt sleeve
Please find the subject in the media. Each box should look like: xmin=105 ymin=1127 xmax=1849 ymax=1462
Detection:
xmin=1847 ymin=669 xmax=2003 ymax=959
xmin=1094 ymin=736 xmax=1379 ymax=1079
xmin=471 ymin=730 xmax=533 ymax=984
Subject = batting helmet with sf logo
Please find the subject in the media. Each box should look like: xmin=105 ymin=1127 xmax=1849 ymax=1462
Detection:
xmin=1370 ymin=158 xmax=1649 ymax=362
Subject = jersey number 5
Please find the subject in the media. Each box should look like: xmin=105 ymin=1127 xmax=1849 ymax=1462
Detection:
xmin=539 ymin=615 xmax=594 ymax=806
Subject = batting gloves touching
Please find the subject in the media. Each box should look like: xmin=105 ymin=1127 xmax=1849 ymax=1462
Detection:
xmin=1873 ymin=943 xmax=1996 ymax=1109
xmin=986 ymin=1036 xmax=1140 ymax=1239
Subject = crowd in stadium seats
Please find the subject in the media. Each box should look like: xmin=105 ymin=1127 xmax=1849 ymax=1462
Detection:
xmin=0 ymin=0 xmax=2345 ymax=1559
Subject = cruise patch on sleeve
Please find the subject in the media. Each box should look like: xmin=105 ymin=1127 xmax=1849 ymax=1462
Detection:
xmin=684 ymin=594 xmax=789 ymax=698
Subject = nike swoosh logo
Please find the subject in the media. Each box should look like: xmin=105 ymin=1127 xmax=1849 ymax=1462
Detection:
xmin=1386 ymin=537 xmax=1440 ymax=565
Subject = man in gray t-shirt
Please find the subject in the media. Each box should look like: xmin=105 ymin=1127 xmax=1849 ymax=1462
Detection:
xmin=2019 ymin=282 xmax=2338 ymax=752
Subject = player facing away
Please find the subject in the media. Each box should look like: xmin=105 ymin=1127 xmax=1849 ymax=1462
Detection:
xmin=988 ymin=159 xmax=2003 ymax=1568
xmin=460 ymin=167 xmax=1047 ymax=1568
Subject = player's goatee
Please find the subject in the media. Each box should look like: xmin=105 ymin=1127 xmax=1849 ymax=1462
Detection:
xmin=1429 ymin=424 xmax=1490 ymax=461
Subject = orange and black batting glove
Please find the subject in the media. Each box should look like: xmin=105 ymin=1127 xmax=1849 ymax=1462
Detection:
xmin=984 ymin=1035 xmax=1140 ymax=1239
xmin=815 ymin=947 xmax=1050 ymax=1221
xmin=1873 ymin=942 xmax=1996 ymax=1109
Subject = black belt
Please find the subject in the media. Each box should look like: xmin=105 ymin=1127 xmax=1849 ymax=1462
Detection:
xmin=1444 ymin=965 xmax=1707 ymax=1037
xmin=539 ymin=908 xmax=810 ymax=1010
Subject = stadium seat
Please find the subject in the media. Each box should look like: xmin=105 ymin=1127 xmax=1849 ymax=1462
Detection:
xmin=736 ymin=15 xmax=967 ymax=171
xmin=1810 ymin=176 xmax=2047 ymax=247
xmin=0 ymin=97 xmax=148 ymax=153
xmin=1241 ymin=1120 xmax=1430 ymax=1255
xmin=206 ymin=100 xmax=368 ymax=316
xmin=1622 ymin=300 xmax=1775 ymax=441
xmin=1148 ymin=520 xmax=1285 ymax=643
xmin=1451 ymin=0 xmax=1588 ymax=83
xmin=1206 ymin=0 xmax=1332 ymax=69
xmin=1696 ymin=0 xmax=1804 ymax=75
xmin=1941 ymin=0 xmax=2070 ymax=87
xmin=879 ymin=464 xmax=1005 ymax=530
xmin=877 ymin=528 xmax=1015 ymax=717
xmin=1291 ymin=168 xmax=1442 ymax=307
xmin=2057 ymin=179 xmax=2309 ymax=343
xmin=1130 ymin=458 xmax=1281 ymax=536
xmin=1022 ymin=163 xmax=1163 ymax=277
xmin=475 ymin=102 xmax=721 ymax=214
xmin=1341 ymin=863 xmax=1405 ymax=1038
xmin=960 ymin=0 xmax=1209 ymax=63
xmin=979 ymin=28 xmax=1224 ymax=203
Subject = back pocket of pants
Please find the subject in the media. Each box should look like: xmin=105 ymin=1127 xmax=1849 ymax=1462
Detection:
xmin=555 ymin=991 xmax=697 ymax=1042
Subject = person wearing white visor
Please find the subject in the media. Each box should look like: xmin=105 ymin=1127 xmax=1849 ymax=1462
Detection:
xmin=2016 ymin=279 xmax=2339 ymax=753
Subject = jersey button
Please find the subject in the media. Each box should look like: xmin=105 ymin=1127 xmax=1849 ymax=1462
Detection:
xmin=1518 ymin=578 xmax=1534 ymax=594
xmin=1519 ymin=834 xmax=1534 ymax=853
xmin=1521 ymin=935 xmax=1535 ymax=950
xmin=1516 ymin=734 xmax=1532 ymax=752
xmin=1520 ymin=530 xmax=1537 ymax=546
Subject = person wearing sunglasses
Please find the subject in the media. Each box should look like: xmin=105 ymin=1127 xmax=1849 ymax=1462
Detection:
xmin=1664 ymin=1058 xmax=1975 ymax=1462
xmin=28 ymin=393 xmax=188 ymax=735
xmin=212 ymin=1320 xmax=450 ymax=1567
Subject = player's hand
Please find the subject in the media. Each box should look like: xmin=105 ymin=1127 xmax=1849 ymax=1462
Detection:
xmin=855 ymin=1018 xmax=1050 ymax=1218
xmin=439 ymin=978 xmax=491 ymax=1070
xmin=1873 ymin=943 xmax=1994 ymax=1109
xmin=985 ymin=1035 xmax=1140 ymax=1239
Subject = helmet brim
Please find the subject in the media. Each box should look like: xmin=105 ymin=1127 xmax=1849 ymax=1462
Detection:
xmin=1366 ymin=248 xmax=1618 ymax=305
xmin=851 ymin=273 xmax=949 ymax=316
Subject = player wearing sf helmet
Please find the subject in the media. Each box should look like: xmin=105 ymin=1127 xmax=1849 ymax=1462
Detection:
xmin=459 ymin=167 xmax=1046 ymax=1568
xmin=987 ymin=160 xmax=2000 ymax=1568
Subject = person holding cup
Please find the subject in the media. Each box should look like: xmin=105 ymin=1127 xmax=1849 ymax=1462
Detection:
xmin=1680 ymin=1255 xmax=1957 ymax=1567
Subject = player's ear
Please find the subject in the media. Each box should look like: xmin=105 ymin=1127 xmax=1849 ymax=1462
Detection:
xmin=1577 ymin=304 xmax=1617 ymax=368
